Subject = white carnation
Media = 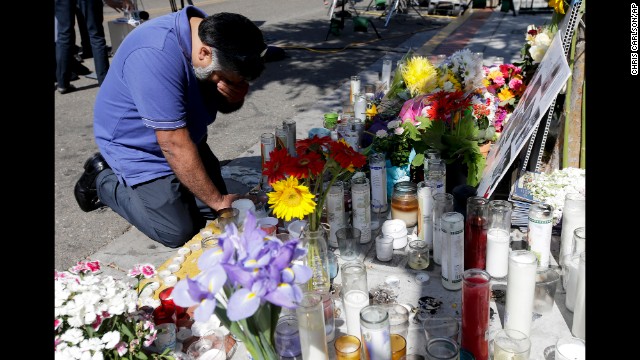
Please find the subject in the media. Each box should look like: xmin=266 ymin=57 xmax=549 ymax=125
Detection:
xmin=61 ymin=328 xmax=85 ymax=345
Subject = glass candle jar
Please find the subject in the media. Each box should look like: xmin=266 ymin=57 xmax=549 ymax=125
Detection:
xmin=369 ymin=153 xmax=389 ymax=213
xmin=485 ymin=200 xmax=513 ymax=279
xmin=408 ymin=239 xmax=430 ymax=270
xmin=351 ymin=176 xmax=372 ymax=244
xmin=417 ymin=180 xmax=437 ymax=250
xmin=360 ymin=305 xmax=392 ymax=360
xmin=504 ymin=250 xmax=538 ymax=337
xmin=527 ymin=202 xmax=553 ymax=269
xmin=326 ymin=181 xmax=346 ymax=248
xmin=425 ymin=158 xmax=446 ymax=194
xmin=391 ymin=181 xmax=419 ymax=228
xmin=571 ymin=251 xmax=586 ymax=340
xmin=274 ymin=315 xmax=302 ymax=358
xmin=296 ymin=292 xmax=329 ymax=359
xmin=464 ymin=197 xmax=489 ymax=270
xmin=441 ymin=212 xmax=465 ymax=291
xmin=341 ymin=261 xmax=370 ymax=337
xmin=425 ymin=337 xmax=460 ymax=360
xmin=558 ymin=193 xmax=585 ymax=266
xmin=433 ymin=193 xmax=454 ymax=265
xmin=461 ymin=269 xmax=491 ymax=360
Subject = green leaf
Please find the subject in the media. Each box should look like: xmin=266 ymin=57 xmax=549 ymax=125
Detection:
xmin=120 ymin=323 xmax=134 ymax=339
xmin=135 ymin=351 xmax=149 ymax=359
xmin=411 ymin=152 xmax=424 ymax=167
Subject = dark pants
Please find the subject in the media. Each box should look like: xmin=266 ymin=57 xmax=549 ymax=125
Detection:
xmin=55 ymin=0 xmax=110 ymax=87
xmin=96 ymin=142 xmax=229 ymax=248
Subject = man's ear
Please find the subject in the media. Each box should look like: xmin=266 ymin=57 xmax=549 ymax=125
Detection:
xmin=197 ymin=46 xmax=212 ymax=62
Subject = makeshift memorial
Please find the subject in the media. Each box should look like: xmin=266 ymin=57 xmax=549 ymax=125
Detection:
xmin=172 ymin=212 xmax=313 ymax=360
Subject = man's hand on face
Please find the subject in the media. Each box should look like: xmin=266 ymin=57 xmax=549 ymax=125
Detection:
xmin=216 ymin=79 xmax=249 ymax=105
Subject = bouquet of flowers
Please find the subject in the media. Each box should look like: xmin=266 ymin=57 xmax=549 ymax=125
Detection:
xmin=263 ymin=137 xmax=367 ymax=232
xmin=55 ymin=261 xmax=172 ymax=360
xmin=438 ymin=48 xmax=485 ymax=93
xmin=172 ymin=212 xmax=312 ymax=360
xmin=481 ymin=63 xmax=527 ymax=132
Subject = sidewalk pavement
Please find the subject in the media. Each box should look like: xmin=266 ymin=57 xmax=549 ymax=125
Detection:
xmin=88 ymin=5 xmax=553 ymax=279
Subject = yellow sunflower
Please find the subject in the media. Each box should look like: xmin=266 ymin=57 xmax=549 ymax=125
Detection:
xmin=267 ymin=176 xmax=317 ymax=222
xmin=401 ymin=56 xmax=438 ymax=96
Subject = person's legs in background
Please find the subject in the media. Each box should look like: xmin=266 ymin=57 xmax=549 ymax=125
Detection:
xmin=75 ymin=4 xmax=93 ymax=59
xmin=55 ymin=0 xmax=78 ymax=93
xmin=77 ymin=0 xmax=110 ymax=85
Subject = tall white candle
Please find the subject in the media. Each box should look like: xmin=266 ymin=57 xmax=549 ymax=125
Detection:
xmin=296 ymin=294 xmax=329 ymax=360
xmin=571 ymin=252 xmax=586 ymax=340
xmin=343 ymin=290 xmax=369 ymax=337
xmin=417 ymin=181 xmax=435 ymax=249
xmin=564 ymin=254 xmax=580 ymax=311
xmin=558 ymin=193 xmax=585 ymax=266
xmin=326 ymin=182 xmax=345 ymax=248
xmin=381 ymin=59 xmax=392 ymax=90
xmin=504 ymin=250 xmax=537 ymax=337
xmin=351 ymin=177 xmax=372 ymax=244
xmin=486 ymin=228 xmax=511 ymax=278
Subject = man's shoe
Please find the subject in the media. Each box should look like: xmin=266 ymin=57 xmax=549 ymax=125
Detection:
xmin=57 ymin=84 xmax=77 ymax=94
xmin=74 ymin=153 xmax=110 ymax=212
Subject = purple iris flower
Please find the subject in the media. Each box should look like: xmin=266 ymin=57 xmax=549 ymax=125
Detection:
xmin=172 ymin=211 xmax=313 ymax=322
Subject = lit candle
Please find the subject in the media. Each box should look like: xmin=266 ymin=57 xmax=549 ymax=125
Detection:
xmin=296 ymin=293 xmax=329 ymax=359
xmin=504 ymin=250 xmax=537 ymax=337
xmin=343 ymin=290 xmax=370 ymax=337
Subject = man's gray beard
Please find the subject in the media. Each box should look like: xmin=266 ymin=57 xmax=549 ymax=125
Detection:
xmin=193 ymin=60 xmax=216 ymax=81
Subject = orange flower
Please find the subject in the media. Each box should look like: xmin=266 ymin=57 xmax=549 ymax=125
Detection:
xmin=329 ymin=139 xmax=367 ymax=171
xmin=287 ymin=151 xmax=325 ymax=179
xmin=263 ymin=148 xmax=292 ymax=184
xmin=497 ymin=87 xmax=514 ymax=102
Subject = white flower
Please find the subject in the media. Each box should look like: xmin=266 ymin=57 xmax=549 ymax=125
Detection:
xmin=529 ymin=32 xmax=552 ymax=63
xmin=394 ymin=127 xmax=405 ymax=135
xmin=61 ymin=328 xmax=85 ymax=345
xmin=78 ymin=337 xmax=104 ymax=353
xmin=139 ymin=296 xmax=161 ymax=309
xmin=387 ymin=120 xmax=401 ymax=129
xmin=101 ymin=331 xmax=121 ymax=349
xmin=525 ymin=167 xmax=585 ymax=223
xmin=442 ymin=81 xmax=455 ymax=92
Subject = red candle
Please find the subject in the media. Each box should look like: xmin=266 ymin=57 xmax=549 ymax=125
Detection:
xmin=461 ymin=269 xmax=491 ymax=360
xmin=464 ymin=216 xmax=488 ymax=270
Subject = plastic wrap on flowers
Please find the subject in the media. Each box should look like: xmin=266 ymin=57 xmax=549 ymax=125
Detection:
xmin=385 ymin=149 xmax=415 ymax=201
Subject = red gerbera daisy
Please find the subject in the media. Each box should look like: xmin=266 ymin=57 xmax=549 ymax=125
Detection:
xmin=296 ymin=136 xmax=331 ymax=156
xmin=329 ymin=140 xmax=367 ymax=171
xmin=263 ymin=148 xmax=293 ymax=184
xmin=287 ymin=151 xmax=325 ymax=179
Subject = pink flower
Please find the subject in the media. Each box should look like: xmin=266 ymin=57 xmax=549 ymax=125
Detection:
xmin=55 ymin=318 xmax=62 ymax=330
xmin=492 ymin=76 xmax=505 ymax=87
xmin=116 ymin=341 xmax=128 ymax=356
xmin=85 ymin=261 xmax=101 ymax=273
xmin=140 ymin=264 xmax=156 ymax=278
xmin=128 ymin=264 xmax=156 ymax=278
xmin=70 ymin=262 xmax=88 ymax=274
xmin=394 ymin=127 xmax=405 ymax=135
xmin=508 ymin=78 xmax=523 ymax=91
xmin=91 ymin=314 xmax=104 ymax=331
xmin=54 ymin=337 xmax=62 ymax=351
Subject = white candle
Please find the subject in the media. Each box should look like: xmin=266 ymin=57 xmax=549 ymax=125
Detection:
xmin=375 ymin=234 xmax=394 ymax=262
xmin=564 ymin=255 xmax=580 ymax=311
xmin=167 ymin=263 xmax=181 ymax=273
xmin=558 ymin=193 xmax=585 ymax=265
xmin=326 ymin=182 xmax=345 ymax=248
xmin=486 ymin=228 xmax=511 ymax=278
xmin=351 ymin=177 xmax=372 ymax=244
xmin=381 ymin=59 xmax=393 ymax=90
xmin=296 ymin=294 xmax=329 ymax=360
xmin=381 ymin=219 xmax=408 ymax=250
xmin=177 ymin=247 xmax=191 ymax=257
xmin=343 ymin=290 xmax=369 ymax=337
xmin=504 ymin=250 xmax=537 ymax=337
xmin=555 ymin=343 xmax=585 ymax=360
xmin=571 ymin=252 xmax=586 ymax=340
xmin=172 ymin=256 xmax=185 ymax=265
xmin=417 ymin=183 xmax=434 ymax=249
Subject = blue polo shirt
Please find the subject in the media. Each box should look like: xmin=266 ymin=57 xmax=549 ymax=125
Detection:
xmin=94 ymin=6 xmax=218 ymax=187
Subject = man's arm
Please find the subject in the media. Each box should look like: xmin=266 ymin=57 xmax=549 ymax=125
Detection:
xmin=156 ymin=127 xmax=239 ymax=211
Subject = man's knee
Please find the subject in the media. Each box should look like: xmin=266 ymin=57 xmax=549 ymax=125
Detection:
xmin=151 ymin=227 xmax=197 ymax=248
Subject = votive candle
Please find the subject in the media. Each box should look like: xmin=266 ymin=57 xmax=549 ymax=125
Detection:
xmin=360 ymin=305 xmax=392 ymax=360
xmin=504 ymin=250 xmax=537 ymax=337
xmin=555 ymin=337 xmax=585 ymax=360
